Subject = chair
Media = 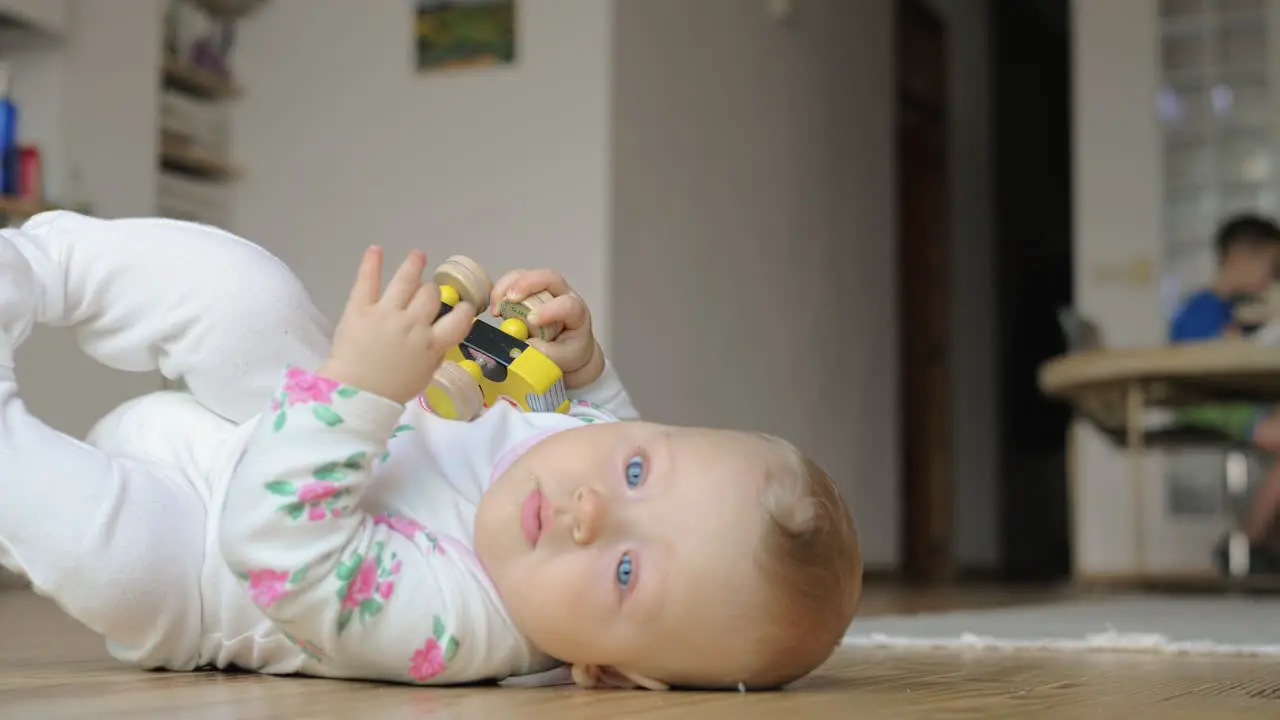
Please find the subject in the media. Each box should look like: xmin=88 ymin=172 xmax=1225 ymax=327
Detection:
xmin=1056 ymin=307 xmax=1256 ymax=578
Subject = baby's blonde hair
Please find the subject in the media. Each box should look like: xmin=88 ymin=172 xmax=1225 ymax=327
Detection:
xmin=746 ymin=433 xmax=862 ymax=688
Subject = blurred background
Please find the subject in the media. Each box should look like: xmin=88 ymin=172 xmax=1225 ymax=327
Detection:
xmin=0 ymin=0 xmax=1261 ymax=595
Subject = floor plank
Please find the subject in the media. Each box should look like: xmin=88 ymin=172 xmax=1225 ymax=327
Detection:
xmin=3 ymin=584 xmax=1278 ymax=718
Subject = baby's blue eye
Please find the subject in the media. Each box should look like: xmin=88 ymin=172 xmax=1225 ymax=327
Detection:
xmin=616 ymin=553 xmax=634 ymax=588
xmin=625 ymin=455 xmax=645 ymax=488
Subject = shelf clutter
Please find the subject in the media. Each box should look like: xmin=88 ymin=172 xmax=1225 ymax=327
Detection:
xmin=0 ymin=0 xmax=69 ymax=39
xmin=0 ymin=58 xmax=54 ymax=223
xmin=157 ymin=0 xmax=258 ymax=229
xmin=0 ymin=1 xmax=78 ymax=222
xmin=163 ymin=56 xmax=241 ymax=101
xmin=0 ymin=0 xmax=263 ymax=227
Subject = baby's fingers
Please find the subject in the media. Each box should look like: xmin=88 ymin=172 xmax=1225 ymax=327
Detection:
xmin=407 ymin=280 xmax=443 ymax=324
xmin=433 ymin=301 xmax=477 ymax=348
xmin=383 ymin=250 xmax=427 ymax=308
xmin=528 ymin=292 xmax=589 ymax=332
xmin=526 ymin=337 xmax=568 ymax=369
xmin=489 ymin=268 xmax=526 ymax=316
xmin=505 ymin=269 xmax=573 ymax=303
xmin=348 ymin=245 xmax=384 ymax=306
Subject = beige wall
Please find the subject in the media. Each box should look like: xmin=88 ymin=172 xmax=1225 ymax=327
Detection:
xmin=1 ymin=0 xmax=998 ymax=587
xmin=228 ymin=0 xmax=614 ymax=350
xmin=610 ymin=0 xmax=899 ymax=565
xmin=927 ymin=0 xmax=998 ymax=569
xmin=1070 ymin=0 xmax=1226 ymax=574
xmin=231 ymin=0 xmax=910 ymax=566
xmin=209 ymin=0 xmax=996 ymax=569
xmin=1071 ymin=0 xmax=1160 ymax=575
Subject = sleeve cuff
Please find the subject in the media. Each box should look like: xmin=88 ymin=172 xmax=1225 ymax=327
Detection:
xmin=566 ymin=358 xmax=639 ymax=420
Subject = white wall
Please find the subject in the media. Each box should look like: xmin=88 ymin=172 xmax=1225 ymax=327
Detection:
xmin=1 ymin=0 xmax=164 ymax=588
xmin=0 ymin=0 xmax=1000 ymax=583
xmin=230 ymin=0 xmax=1003 ymax=570
xmin=11 ymin=0 xmax=165 ymax=439
xmin=229 ymin=0 xmax=614 ymax=351
xmin=234 ymin=0 xmax=901 ymax=566
xmin=1071 ymin=0 xmax=1215 ymax=575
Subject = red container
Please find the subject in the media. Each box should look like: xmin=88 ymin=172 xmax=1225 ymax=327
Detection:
xmin=18 ymin=145 xmax=41 ymax=201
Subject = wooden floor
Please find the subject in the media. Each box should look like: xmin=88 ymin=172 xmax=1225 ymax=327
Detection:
xmin=3 ymin=583 xmax=1279 ymax=718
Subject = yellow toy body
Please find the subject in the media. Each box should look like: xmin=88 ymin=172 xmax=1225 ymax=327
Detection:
xmin=423 ymin=257 xmax=570 ymax=420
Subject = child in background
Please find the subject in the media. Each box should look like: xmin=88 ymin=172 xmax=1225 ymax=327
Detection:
xmin=1170 ymin=214 xmax=1280 ymax=343
xmin=1168 ymin=213 xmax=1280 ymax=574
xmin=0 ymin=211 xmax=863 ymax=690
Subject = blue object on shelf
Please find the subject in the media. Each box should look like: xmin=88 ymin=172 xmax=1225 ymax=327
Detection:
xmin=0 ymin=62 xmax=19 ymax=197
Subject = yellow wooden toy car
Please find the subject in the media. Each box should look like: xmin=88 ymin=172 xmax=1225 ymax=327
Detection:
xmin=421 ymin=255 xmax=570 ymax=420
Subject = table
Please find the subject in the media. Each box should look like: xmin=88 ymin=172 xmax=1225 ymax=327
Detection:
xmin=1038 ymin=340 xmax=1280 ymax=578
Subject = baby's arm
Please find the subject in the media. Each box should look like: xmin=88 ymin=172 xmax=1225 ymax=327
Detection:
xmin=219 ymin=367 xmax=477 ymax=685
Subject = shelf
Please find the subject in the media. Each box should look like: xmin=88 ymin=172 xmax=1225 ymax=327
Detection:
xmin=162 ymin=55 xmax=241 ymax=100
xmin=0 ymin=0 xmax=68 ymax=38
xmin=160 ymin=138 xmax=238 ymax=182
xmin=190 ymin=0 xmax=269 ymax=22
xmin=0 ymin=195 xmax=50 ymax=217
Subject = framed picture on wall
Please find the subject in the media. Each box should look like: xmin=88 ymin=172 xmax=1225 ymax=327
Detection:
xmin=414 ymin=0 xmax=516 ymax=73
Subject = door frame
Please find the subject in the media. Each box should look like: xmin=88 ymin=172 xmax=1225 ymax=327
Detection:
xmin=896 ymin=0 xmax=953 ymax=583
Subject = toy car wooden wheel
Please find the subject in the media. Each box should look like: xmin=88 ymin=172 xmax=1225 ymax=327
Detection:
xmin=499 ymin=290 xmax=564 ymax=342
xmin=433 ymin=255 xmax=493 ymax=309
xmin=423 ymin=360 xmax=485 ymax=421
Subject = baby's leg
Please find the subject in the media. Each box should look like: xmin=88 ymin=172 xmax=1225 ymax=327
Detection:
xmin=0 ymin=369 xmax=207 ymax=670
xmin=5 ymin=210 xmax=332 ymax=423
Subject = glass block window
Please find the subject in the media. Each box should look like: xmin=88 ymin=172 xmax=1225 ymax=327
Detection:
xmin=1158 ymin=0 xmax=1274 ymax=315
xmin=1158 ymin=0 xmax=1274 ymax=518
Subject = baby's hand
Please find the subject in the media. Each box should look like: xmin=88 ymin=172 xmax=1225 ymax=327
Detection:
xmin=320 ymin=246 xmax=476 ymax=404
xmin=489 ymin=268 xmax=604 ymax=388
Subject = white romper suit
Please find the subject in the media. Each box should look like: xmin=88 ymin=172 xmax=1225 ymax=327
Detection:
xmin=0 ymin=210 xmax=637 ymax=685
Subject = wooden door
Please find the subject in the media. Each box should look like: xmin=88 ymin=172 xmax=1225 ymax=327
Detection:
xmin=897 ymin=0 xmax=952 ymax=583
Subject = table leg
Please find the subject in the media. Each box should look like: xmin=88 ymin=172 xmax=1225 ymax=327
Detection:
xmin=1224 ymin=451 xmax=1251 ymax=578
xmin=1126 ymin=382 xmax=1146 ymax=576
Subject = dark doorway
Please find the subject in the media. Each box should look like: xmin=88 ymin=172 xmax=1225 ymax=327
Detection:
xmin=991 ymin=0 xmax=1074 ymax=582
xmin=897 ymin=0 xmax=953 ymax=584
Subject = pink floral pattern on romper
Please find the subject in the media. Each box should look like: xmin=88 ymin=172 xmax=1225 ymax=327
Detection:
xmin=411 ymin=617 xmax=460 ymax=681
xmin=263 ymin=451 xmax=365 ymax=521
xmin=269 ymin=365 xmax=359 ymax=432
xmin=243 ymin=568 xmax=299 ymax=609
xmin=240 ymin=366 xmax=464 ymax=681
xmin=334 ymin=541 xmax=403 ymax=634
xmin=374 ymin=512 xmax=446 ymax=555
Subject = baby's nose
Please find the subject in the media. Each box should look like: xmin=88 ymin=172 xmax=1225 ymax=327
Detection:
xmin=570 ymin=486 xmax=605 ymax=545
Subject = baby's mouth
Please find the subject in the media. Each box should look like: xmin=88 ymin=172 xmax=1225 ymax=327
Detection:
xmin=520 ymin=487 xmax=545 ymax=547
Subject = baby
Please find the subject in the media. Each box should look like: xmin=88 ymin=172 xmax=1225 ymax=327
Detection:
xmin=0 ymin=211 xmax=862 ymax=691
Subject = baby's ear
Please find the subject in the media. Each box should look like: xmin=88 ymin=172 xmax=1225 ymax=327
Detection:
xmin=570 ymin=664 xmax=670 ymax=691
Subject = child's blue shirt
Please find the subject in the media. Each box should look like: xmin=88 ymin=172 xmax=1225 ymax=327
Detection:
xmin=1169 ymin=289 xmax=1236 ymax=342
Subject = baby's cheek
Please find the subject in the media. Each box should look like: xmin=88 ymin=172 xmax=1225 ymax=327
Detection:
xmin=556 ymin=556 xmax=615 ymax=612
xmin=513 ymin=555 xmax=614 ymax=640
xmin=539 ymin=551 xmax=601 ymax=595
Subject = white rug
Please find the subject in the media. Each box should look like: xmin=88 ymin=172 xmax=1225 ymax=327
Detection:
xmin=842 ymin=595 xmax=1280 ymax=657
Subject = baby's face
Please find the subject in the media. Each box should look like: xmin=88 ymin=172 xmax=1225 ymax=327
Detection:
xmin=474 ymin=420 xmax=776 ymax=686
